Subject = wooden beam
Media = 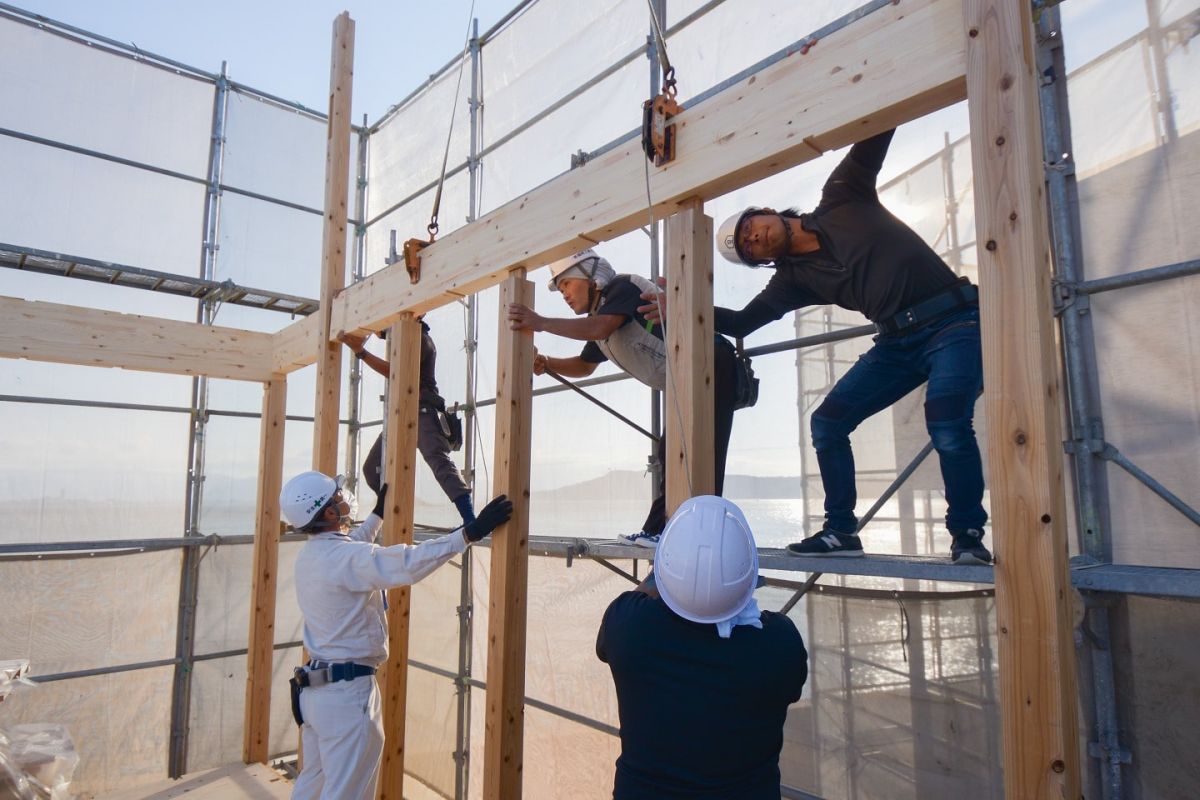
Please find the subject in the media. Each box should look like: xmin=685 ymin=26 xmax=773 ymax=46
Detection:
xmin=272 ymin=313 xmax=321 ymax=374
xmin=483 ymin=273 xmax=534 ymax=800
xmin=0 ymin=296 xmax=275 ymax=381
xmin=962 ymin=1 xmax=1081 ymax=797
xmin=376 ymin=317 xmax=422 ymax=800
xmin=330 ymin=0 xmax=966 ymax=336
xmin=311 ymin=11 xmax=355 ymax=473
xmin=243 ymin=375 xmax=287 ymax=764
xmin=664 ymin=199 xmax=715 ymax=515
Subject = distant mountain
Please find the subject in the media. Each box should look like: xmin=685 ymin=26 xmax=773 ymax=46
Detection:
xmin=532 ymin=470 xmax=802 ymax=501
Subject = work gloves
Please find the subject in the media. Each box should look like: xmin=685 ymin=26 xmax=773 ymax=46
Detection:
xmin=371 ymin=484 xmax=389 ymax=520
xmin=463 ymin=495 xmax=513 ymax=542
xmin=373 ymin=485 xmax=511 ymax=544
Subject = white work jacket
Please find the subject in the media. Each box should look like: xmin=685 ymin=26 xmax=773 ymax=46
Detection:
xmin=294 ymin=514 xmax=468 ymax=667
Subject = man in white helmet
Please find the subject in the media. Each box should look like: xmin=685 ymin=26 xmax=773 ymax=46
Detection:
xmin=281 ymin=470 xmax=511 ymax=800
xmin=506 ymin=248 xmax=740 ymax=548
xmin=642 ymin=127 xmax=991 ymax=565
xmin=596 ymin=495 xmax=808 ymax=799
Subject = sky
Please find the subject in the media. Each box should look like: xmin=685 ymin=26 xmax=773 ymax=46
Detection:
xmin=10 ymin=0 xmax=520 ymax=124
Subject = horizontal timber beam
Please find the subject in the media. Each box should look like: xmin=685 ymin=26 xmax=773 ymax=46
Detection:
xmin=272 ymin=313 xmax=322 ymax=373
xmin=0 ymin=295 xmax=276 ymax=381
xmin=329 ymin=0 xmax=966 ymax=337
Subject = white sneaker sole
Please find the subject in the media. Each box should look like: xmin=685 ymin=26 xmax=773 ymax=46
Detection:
xmin=953 ymin=553 xmax=992 ymax=566
xmin=787 ymin=548 xmax=865 ymax=558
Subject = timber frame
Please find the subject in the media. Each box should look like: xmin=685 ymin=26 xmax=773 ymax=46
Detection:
xmin=0 ymin=1 xmax=1084 ymax=797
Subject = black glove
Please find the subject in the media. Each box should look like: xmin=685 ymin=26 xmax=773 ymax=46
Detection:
xmin=463 ymin=494 xmax=513 ymax=542
xmin=371 ymin=484 xmax=389 ymax=519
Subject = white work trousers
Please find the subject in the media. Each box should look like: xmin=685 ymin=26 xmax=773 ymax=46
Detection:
xmin=291 ymin=675 xmax=383 ymax=800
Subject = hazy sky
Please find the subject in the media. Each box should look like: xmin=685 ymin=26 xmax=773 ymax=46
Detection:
xmin=10 ymin=0 xmax=520 ymax=124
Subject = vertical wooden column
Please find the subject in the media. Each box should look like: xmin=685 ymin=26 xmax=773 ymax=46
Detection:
xmin=377 ymin=316 xmax=423 ymax=800
xmin=243 ymin=375 xmax=288 ymax=763
xmin=483 ymin=272 xmax=534 ymax=800
xmin=962 ymin=2 xmax=1080 ymax=797
xmin=663 ymin=198 xmax=716 ymax=515
xmin=311 ymin=12 xmax=355 ymax=473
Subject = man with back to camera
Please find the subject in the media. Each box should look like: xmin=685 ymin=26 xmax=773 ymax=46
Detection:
xmin=281 ymin=469 xmax=511 ymax=800
xmin=506 ymin=248 xmax=741 ymax=549
xmin=640 ymin=127 xmax=991 ymax=565
xmin=596 ymin=495 xmax=808 ymax=799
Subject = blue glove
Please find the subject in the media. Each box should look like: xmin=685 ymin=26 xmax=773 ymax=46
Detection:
xmin=463 ymin=495 xmax=513 ymax=542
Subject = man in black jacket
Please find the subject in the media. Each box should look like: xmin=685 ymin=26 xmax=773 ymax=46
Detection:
xmin=642 ymin=128 xmax=991 ymax=564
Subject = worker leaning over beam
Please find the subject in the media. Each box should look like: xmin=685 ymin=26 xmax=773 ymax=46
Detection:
xmin=280 ymin=469 xmax=511 ymax=800
xmin=597 ymin=495 xmax=808 ymax=799
xmin=506 ymin=249 xmax=741 ymax=548
xmin=641 ymin=127 xmax=991 ymax=564
xmin=339 ymin=318 xmax=475 ymax=526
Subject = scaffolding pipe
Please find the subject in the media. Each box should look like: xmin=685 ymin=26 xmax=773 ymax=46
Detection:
xmin=345 ymin=116 xmax=370 ymax=492
xmin=1075 ymin=258 xmax=1200 ymax=296
xmin=1102 ymin=445 xmax=1200 ymax=527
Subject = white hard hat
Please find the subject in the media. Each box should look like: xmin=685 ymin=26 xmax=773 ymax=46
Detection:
xmin=280 ymin=470 xmax=342 ymax=529
xmin=716 ymin=207 xmax=771 ymax=266
xmin=653 ymin=495 xmax=759 ymax=624
xmin=547 ymin=249 xmax=615 ymax=291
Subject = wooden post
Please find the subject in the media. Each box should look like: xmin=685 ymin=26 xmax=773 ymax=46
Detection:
xmin=376 ymin=317 xmax=422 ymax=800
xmin=663 ymin=199 xmax=716 ymax=515
xmin=962 ymin=1 xmax=1081 ymax=797
xmin=311 ymin=11 xmax=355 ymax=473
xmin=243 ymin=375 xmax=287 ymax=764
xmin=483 ymin=272 xmax=534 ymax=800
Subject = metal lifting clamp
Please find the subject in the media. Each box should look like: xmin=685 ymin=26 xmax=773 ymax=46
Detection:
xmin=642 ymin=68 xmax=682 ymax=168
xmin=388 ymin=227 xmax=434 ymax=285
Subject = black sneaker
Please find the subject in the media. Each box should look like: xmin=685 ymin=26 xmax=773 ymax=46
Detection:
xmin=950 ymin=528 xmax=993 ymax=565
xmin=786 ymin=530 xmax=865 ymax=558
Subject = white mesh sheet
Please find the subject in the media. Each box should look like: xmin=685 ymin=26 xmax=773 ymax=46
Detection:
xmin=0 ymin=403 xmax=188 ymax=544
xmin=0 ymin=665 xmax=174 ymax=796
xmin=0 ymin=17 xmax=213 ymax=177
xmin=479 ymin=0 xmax=645 ymax=145
xmin=0 ymin=135 xmax=205 ymax=275
xmin=666 ymin=0 xmax=860 ymax=100
xmin=222 ymin=91 xmax=328 ymax=209
xmin=214 ymin=193 xmax=324 ymax=301
xmin=364 ymin=171 xmax=470 ymax=282
xmin=782 ymin=592 xmax=1002 ymax=799
xmin=0 ymin=550 xmax=179 ymax=674
xmin=368 ymin=67 xmax=472 ymax=224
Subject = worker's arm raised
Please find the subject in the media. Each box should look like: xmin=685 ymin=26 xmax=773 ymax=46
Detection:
xmin=507 ymin=303 xmax=623 ymax=341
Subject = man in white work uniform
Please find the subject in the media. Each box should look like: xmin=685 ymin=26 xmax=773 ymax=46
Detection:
xmin=280 ymin=470 xmax=511 ymax=800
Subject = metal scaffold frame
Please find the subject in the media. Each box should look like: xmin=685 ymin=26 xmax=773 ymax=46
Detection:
xmin=1 ymin=1 xmax=1199 ymax=799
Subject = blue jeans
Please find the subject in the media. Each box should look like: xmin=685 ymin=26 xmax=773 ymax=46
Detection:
xmin=810 ymin=306 xmax=987 ymax=534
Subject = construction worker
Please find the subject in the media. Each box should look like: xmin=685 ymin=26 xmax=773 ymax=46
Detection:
xmin=339 ymin=320 xmax=474 ymax=525
xmin=596 ymin=495 xmax=808 ymax=799
xmin=281 ymin=469 xmax=511 ymax=800
xmin=506 ymin=249 xmax=740 ymax=548
xmin=641 ymin=127 xmax=990 ymax=564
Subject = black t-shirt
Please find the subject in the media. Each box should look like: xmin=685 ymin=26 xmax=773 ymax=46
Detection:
xmin=752 ymin=129 xmax=960 ymax=324
xmin=596 ymin=591 xmax=808 ymax=799
xmin=418 ymin=320 xmax=444 ymax=409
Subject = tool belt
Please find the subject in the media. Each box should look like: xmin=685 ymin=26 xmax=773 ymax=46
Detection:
xmin=874 ymin=278 xmax=978 ymax=335
xmin=288 ymin=661 xmax=377 ymax=726
xmin=422 ymin=405 xmax=464 ymax=451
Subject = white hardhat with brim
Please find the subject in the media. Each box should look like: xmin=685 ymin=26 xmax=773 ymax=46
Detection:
xmin=547 ymin=248 xmax=616 ymax=291
xmin=653 ymin=495 xmax=759 ymax=624
xmin=716 ymin=207 xmax=773 ymax=266
xmin=280 ymin=470 xmax=346 ymax=530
